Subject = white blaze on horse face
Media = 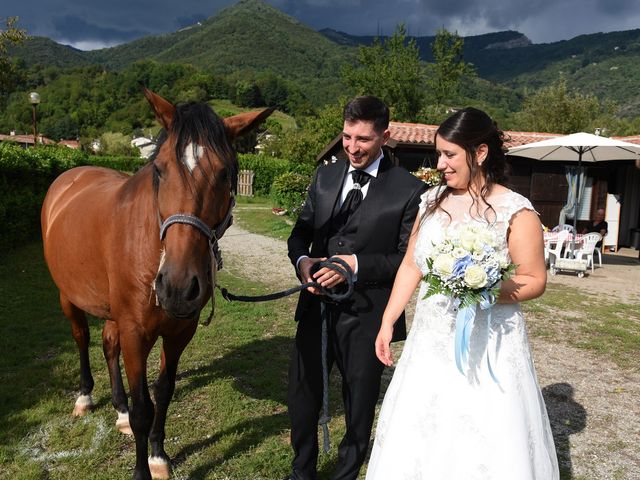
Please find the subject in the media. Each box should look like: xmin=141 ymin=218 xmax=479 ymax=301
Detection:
xmin=184 ymin=142 xmax=204 ymax=172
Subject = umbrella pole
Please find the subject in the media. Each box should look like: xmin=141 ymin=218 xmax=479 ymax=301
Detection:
xmin=570 ymin=151 xmax=584 ymax=258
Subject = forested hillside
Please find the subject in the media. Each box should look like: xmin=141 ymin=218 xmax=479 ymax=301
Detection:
xmin=10 ymin=0 xmax=352 ymax=107
xmin=325 ymin=27 xmax=640 ymax=115
xmin=3 ymin=0 xmax=640 ymax=144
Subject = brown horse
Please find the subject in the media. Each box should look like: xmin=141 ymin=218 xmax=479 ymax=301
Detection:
xmin=41 ymin=88 xmax=272 ymax=480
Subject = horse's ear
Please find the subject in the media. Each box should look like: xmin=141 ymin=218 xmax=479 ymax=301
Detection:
xmin=224 ymin=108 xmax=275 ymax=140
xmin=142 ymin=87 xmax=176 ymax=130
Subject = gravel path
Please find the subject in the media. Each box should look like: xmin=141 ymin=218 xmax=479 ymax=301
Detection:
xmin=219 ymin=222 xmax=640 ymax=479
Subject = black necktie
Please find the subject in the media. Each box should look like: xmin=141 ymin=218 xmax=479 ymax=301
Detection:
xmin=334 ymin=169 xmax=371 ymax=228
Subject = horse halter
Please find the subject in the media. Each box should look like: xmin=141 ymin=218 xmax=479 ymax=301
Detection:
xmin=158 ymin=196 xmax=235 ymax=270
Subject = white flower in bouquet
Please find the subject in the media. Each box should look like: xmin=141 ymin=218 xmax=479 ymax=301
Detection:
xmin=478 ymin=228 xmax=497 ymax=248
xmin=433 ymin=253 xmax=456 ymax=277
xmin=458 ymin=228 xmax=476 ymax=250
xmin=451 ymin=246 xmax=468 ymax=259
xmin=463 ymin=265 xmax=488 ymax=289
xmin=496 ymin=251 xmax=510 ymax=269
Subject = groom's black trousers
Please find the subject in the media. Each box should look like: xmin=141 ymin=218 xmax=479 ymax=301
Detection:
xmin=287 ymin=301 xmax=384 ymax=480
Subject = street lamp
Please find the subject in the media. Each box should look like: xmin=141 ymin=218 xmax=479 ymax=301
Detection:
xmin=28 ymin=91 xmax=41 ymax=145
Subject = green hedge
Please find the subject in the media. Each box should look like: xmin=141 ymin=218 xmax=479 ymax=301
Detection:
xmin=87 ymin=155 xmax=147 ymax=172
xmin=0 ymin=144 xmax=89 ymax=254
xmin=238 ymin=153 xmax=314 ymax=195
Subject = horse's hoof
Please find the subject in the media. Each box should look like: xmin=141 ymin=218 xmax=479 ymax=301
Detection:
xmin=72 ymin=394 xmax=94 ymax=417
xmin=116 ymin=411 xmax=133 ymax=435
xmin=148 ymin=456 xmax=171 ymax=480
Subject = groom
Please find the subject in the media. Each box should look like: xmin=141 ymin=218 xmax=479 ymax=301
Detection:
xmin=285 ymin=96 xmax=426 ymax=480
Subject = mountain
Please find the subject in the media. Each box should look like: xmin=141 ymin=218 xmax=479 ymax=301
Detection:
xmin=35 ymin=0 xmax=352 ymax=105
xmin=320 ymin=27 xmax=640 ymax=114
xmin=8 ymin=36 xmax=94 ymax=69
xmin=8 ymin=0 xmax=640 ymax=114
xmin=319 ymin=28 xmax=532 ymax=62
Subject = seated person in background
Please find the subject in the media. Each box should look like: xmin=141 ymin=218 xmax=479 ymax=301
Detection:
xmin=582 ymin=208 xmax=608 ymax=248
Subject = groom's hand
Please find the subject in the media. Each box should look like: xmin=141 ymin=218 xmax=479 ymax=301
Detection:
xmin=298 ymin=257 xmax=326 ymax=295
xmin=313 ymin=254 xmax=356 ymax=289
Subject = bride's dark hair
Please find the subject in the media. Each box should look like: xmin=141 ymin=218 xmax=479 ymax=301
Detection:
xmin=423 ymin=107 xmax=508 ymax=223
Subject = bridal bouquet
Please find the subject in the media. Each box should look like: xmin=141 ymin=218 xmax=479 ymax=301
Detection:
xmin=412 ymin=167 xmax=442 ymax=187
xmin=423 ymin=224 xmax=516 ymax=378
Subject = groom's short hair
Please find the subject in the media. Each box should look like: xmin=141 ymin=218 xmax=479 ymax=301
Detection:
xmin=343 ymin=96 xmax=389 ymax=133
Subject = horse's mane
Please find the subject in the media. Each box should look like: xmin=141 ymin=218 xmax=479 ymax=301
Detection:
xmin=149 ymin=101 xmax=238 ymax=194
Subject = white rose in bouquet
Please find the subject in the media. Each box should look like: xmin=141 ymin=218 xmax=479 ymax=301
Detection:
xmin=459 ymin=228 xmax=476 ymax=251
xmin=463 ymin=264 xmax=488 ymax=289
xmin=432 ymin=254 xmax=456 ymax=277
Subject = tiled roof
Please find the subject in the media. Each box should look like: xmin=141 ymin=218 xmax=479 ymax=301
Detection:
xmin=388 ymin=122 xmax=438 ymax=144
xmin=612 ymin=135 xmax=640 ymax=145
xmin=58 ymin=139 xmax=80 ymax=149
xmin=0 ymin=133 xmax=56 ymax=145
xmin=387 ymin=122 xmax=640 ymax=149
xmin=502 ymin=131 xmax=560 ymax=148
xmin=388 ymin=122 xmax=562 ymax=149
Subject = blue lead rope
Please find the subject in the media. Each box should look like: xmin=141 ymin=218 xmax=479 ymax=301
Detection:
xmin=453 ymin=292 xmax=500 ymax=384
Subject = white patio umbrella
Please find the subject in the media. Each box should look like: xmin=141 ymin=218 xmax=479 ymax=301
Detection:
xmin=508 ymin=132 xmax=640 ymax=254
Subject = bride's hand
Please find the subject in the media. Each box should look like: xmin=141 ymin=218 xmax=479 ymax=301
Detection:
xmin=375 ymin=324 xmax=394 ymax=366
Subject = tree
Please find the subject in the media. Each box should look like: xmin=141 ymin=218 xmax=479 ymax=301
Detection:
xmin=258 ymin=73 xmax=290 ymax=111
xmin=233 ymin=80 xmax=264 ymax=108
xmin=266 ymin=101 xmax=344 ymax=164
xmin=342 ymin=24 xmax=424 ymax=122
xmin=0 ymin=17 xmax=27 ymax=103
xmin=99 ymin=131 xmax=139 ymax=156
xmin=426 ymin=28 xmax=475 ymax=105
xmin=515 ymin=77 xmax=616 ymax=134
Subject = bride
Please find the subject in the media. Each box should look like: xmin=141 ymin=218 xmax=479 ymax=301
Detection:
xmin=366 ymin=108 xmax=559 ymax=479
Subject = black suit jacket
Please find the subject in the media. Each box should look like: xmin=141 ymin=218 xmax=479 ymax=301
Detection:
xmin=287 ymin=155 xmax=427 ymax=341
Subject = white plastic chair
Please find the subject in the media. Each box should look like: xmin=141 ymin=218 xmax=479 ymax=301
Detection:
xmin=551 ymin=224 xmax=576 ymax=234
xmin=547 ymin=230 xmax=570 ymax=268
xmin=566 ymin=233 xmax=602 ymax=272
xmin=594 ymin=245 xmax=603 ymax=267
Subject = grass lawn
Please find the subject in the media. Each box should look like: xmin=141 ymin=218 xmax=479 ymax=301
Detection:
xmin=2 ymin=203 xmax=639 ymax=479
xmin=0 ymin=239 xmax=345 ymax=479
xmin=234 ymin=195 xmax=295 ymax=241
xmin=523 ymin=283 xmax=640 ymax=371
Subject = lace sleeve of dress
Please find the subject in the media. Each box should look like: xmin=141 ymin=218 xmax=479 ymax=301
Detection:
xmin=505 ymin=191 xmax=538 ymax=226
xmin=418 ymin=187 xmax=442 ymax=216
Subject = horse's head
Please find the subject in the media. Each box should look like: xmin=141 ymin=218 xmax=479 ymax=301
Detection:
xmin=143 ymin=88 xmax=272 ymax=319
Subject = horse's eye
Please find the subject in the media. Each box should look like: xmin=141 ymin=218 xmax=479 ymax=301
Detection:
xmin=153 ymin=163 xmax=162 ymax=178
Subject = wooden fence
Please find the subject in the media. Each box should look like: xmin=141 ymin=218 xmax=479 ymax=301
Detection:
xmin=237 ymin=169 xmax=255 ymax=196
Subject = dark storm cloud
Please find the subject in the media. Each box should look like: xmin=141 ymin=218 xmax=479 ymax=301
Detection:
xmin=51 ymin=15 xmax=150 ymax=43
xmin=274 ymin=0 xmax=640 ymax=43
xmin=6 ymin=0 xmax=640 ymax=50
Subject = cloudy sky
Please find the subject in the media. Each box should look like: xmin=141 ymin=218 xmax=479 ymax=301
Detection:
xmin=5 ymin=0 xmax=640 ymax=51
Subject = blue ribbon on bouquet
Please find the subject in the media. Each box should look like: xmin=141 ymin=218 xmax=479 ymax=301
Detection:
xmin=454 ymin=291 xmax=500 ymax=384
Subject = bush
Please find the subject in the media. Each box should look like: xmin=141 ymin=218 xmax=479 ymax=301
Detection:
xmin=238 ymin=153 xmax=316 ymax=195
xmin=87 ymin=155 xmax=147 ymax=172
xmin=99 ymin=132 xmax=141 ymax=157
xmin=270 ymin=171 xmax=312 ymax=217
xmin=0 ymin=144 xmax=88 ymax=254
xmin=238 ymin=153 xmax=291 ymax=194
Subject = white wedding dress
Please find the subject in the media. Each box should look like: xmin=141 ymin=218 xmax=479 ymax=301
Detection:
xmin=366 ymin=189 xmax=559 ymax=480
